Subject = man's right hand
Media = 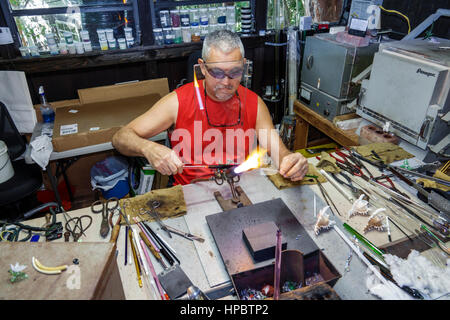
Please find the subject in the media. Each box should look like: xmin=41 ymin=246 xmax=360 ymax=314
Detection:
xmin=142 ymin=142 xmax=183 ymax=176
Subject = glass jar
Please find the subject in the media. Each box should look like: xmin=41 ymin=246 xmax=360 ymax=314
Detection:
xmin=118 ymin=38 xmax=127 ymax=49
xmin=80 ymin=30 xmax=90 ymax=42
xmin=64 ymin=31 xmax=74 ymax=44
xmin=105 ymin=28 xmax=114 ymax=41
xmin=209 ymin=23 xmax=218 ymax=34
xmin=190 ymin=23 xmax=201 ymax=42
xmin=49 ymin=44 xmax=59 ymax=55
xmin=99 ymin=40 xmax=108 ymax=51
xmin=75 ymin=41 xmax=84 ymax=54
xmin=182 ymin=26 xmax=191 ymax=43
xmin=226 ymin=6 xmax=236 ymax=24
xmin=208 ymin=7 xmax=218 ymax=24
xmin=217 ymin=6 xmax=226 ymax=24
xmin=163 ymin=27 xmax=174 ymax=45
xmin=159 ymin=10 xmax=171 ymax=28
xmin=83 ymin=41 xmax=93 ymax=52
xmin=189 ymin=8 xmax=199 ymax=25
xmin=153 ymin=28 xmax=164 ymax=45
xmin=173 ymin=27 xmax=182 ymax=44
xmin=200 ymin=24 xmax=208 ymax=40
xmin=29 ymin=45 xmax=40 ymax=57
xmin=58 ymin=42 xmax=68 ymax=54
xmin=180 ymin=9 xmax=190 ymax=27
xmin=108 ymin=39 xmax=117 ymax=49
xmin=124 ymin=27 xmax=133 ymax=39
xmin=227 ymin=22 xmax=236 ymax=33
xmin=97 ymin=29 xmax=106 ymax=41
xmin=199 ymin=8 xmax=209 ymax=25
xmin=217 ymin=22 xmax=226 ymax=31
xmin=170 ymin=9 xmax=180 ymax=27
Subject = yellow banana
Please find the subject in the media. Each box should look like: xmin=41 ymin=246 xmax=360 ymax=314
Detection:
xmin=32 ymin=257 xmax=68 ymax=274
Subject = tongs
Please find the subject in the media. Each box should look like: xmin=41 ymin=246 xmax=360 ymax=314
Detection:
xmin=148 ymin=200 xmax=205 ymax=243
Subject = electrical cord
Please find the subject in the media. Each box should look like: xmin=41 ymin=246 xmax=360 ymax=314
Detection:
xmin=379 ymin=6 xmax=411 ymax=34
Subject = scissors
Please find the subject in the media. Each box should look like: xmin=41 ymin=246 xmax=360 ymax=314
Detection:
xmin=147 ymin=200 xmax=205 ymax=243
xmin=91 ymin=197 xmax=119 ymax=238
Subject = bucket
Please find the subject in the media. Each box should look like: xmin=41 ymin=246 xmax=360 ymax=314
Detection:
xmin=0 ymin=140 xmax=14 ymax=184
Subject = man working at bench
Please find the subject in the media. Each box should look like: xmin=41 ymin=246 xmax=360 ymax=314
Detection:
xmin=112 ymin=30 xmax=308 ymax=185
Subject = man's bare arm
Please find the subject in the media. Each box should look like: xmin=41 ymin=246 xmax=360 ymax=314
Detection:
xmin=255 ymin=96 xmax=308 ymax=181
xmin=112 ymin=91 xmax=183 ymax=175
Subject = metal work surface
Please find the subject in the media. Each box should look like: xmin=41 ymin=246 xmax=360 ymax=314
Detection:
xmin=206 ymin=198 xmax=319 ymax=276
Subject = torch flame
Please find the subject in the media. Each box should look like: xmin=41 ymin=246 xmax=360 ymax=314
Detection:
xmin=234 ymin=149 xmax=267 ymax=174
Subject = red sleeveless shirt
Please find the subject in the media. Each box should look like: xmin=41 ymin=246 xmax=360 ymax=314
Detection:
xmin=170 ymin=80 xmax=258 ymax=185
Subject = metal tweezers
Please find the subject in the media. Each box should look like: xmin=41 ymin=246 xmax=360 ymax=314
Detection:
xmin=148 ymin=201 xmax=205 ymax=243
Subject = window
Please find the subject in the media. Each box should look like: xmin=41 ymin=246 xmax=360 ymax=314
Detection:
xmin=266 ymin=0 xmax=305 ymax=30
xmin=2 ymin=0 xmax=140 ymax=51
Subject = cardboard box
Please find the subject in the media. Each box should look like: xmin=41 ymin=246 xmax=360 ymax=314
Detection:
xmin=51 ymin=79 xmax=169 ymax=152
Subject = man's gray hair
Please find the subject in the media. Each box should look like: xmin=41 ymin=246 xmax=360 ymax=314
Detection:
xmin=202 ymin=30 xmax=245 ymax=61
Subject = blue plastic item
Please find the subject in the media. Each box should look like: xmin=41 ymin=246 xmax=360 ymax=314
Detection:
xmin=102 ymin=179 xmax=129 ymax=199
xmin=91 ymin=156 xmax=129 ymax=199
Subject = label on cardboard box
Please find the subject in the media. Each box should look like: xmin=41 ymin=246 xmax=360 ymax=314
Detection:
xmin=90 ymin=127 xmax=100 ymax=131
xmin=69 ymin=109 xmax=79 ymax=113
xmin=60 ymin=123 xmax=78 ymax=135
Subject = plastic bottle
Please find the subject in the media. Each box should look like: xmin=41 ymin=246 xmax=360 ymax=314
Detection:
xmin=38 ymin=86 xmax=55 ymax=123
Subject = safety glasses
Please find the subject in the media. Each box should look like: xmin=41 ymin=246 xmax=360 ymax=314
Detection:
xmin=202 ymin=60 xmax=244 ymax=80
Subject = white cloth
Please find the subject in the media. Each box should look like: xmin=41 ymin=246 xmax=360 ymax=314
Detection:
xmin=30 ymin=134 xmax=53 ymax=170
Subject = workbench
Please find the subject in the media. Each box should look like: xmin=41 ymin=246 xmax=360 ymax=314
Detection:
xmin=0 ymin=157 xmax=445 ymax=300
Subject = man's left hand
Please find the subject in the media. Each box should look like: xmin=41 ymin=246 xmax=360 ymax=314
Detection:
xmin=279 ymin=152 xmax=308 ymax=181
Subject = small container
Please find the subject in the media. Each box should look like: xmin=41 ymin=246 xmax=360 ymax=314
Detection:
xmin=83 ymin=41 xmax=93 ymax=52
xmin=241 ymin=14 xmax=252 ymax=21
xmin=99 ymin=39 xmax=108 ymax=51
xmin=227 ymin=22 xmax=236 ymax=32
xmin=159 ymin=10 xmax=171 ymax=28
xmin=181 ymin=26 xmax=191 ymax=43
xmin=126 ymin=37 xmax=134 ymax=48
xmin=64 ymin=31 xmax=73 ymax=44
xmin=173 ymin=27 xmax=182 ymax=44
xmin=180 ymin=9 xmax=190 ymax=27
xmin=200 ymin=24 xmax=208 ymax=40
xmin=170 ymin=9 xmax=180 ymax=27
xmin=67 ymin=43 xmax=76 ymax=54
xmin=124 ymin=27 xmax=133 ymax=39
xmin=49 ymin=44 xmax=59 ymax=55
xmin=45 ymin=33 xmax=56 ymax=45
xmin=190 ymin=23 xmax=201 ymax=42
xmin=29 ymin=46 xmax=40 ymax=57
xmin=105 ymin=28 xmax=114 ymax=41
xmin=163 ymin=27 xmax=174 ymax=45
xmin=19 ymin=47 xmax=30 ymax=57
xmin=153 ymin=28 xmax=164 ymax=45
xmin=209 ymin=23 xmax=218 ymax=33
xmin=217 ymin=6 xmax=226 ymax=24
xmin=226 ymin=6 xmax=236 ymax=23
xmin=97 ymin=29 xmax=107 ymax=41
xmin=189 ymin=8 xmax=199 ymax=24
xmin=217 ymin=22 xmax=226 ymax=30
xmin=108 ymin=39 xmax=117 ymax=49
xmin=208 ymin=7 xmax=218 ymax=24
xmin=75 ymin=42 xmax=84 ymax=54
xmin=118 ymin=38 xmax=127 ymax=49
xmin=80 ymin=30 xmax=90 ymax=42
xmin=58 ymin=42 xmax=68 ymax=54
xmin=199 ymin=8 xmax=209 ymax=25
